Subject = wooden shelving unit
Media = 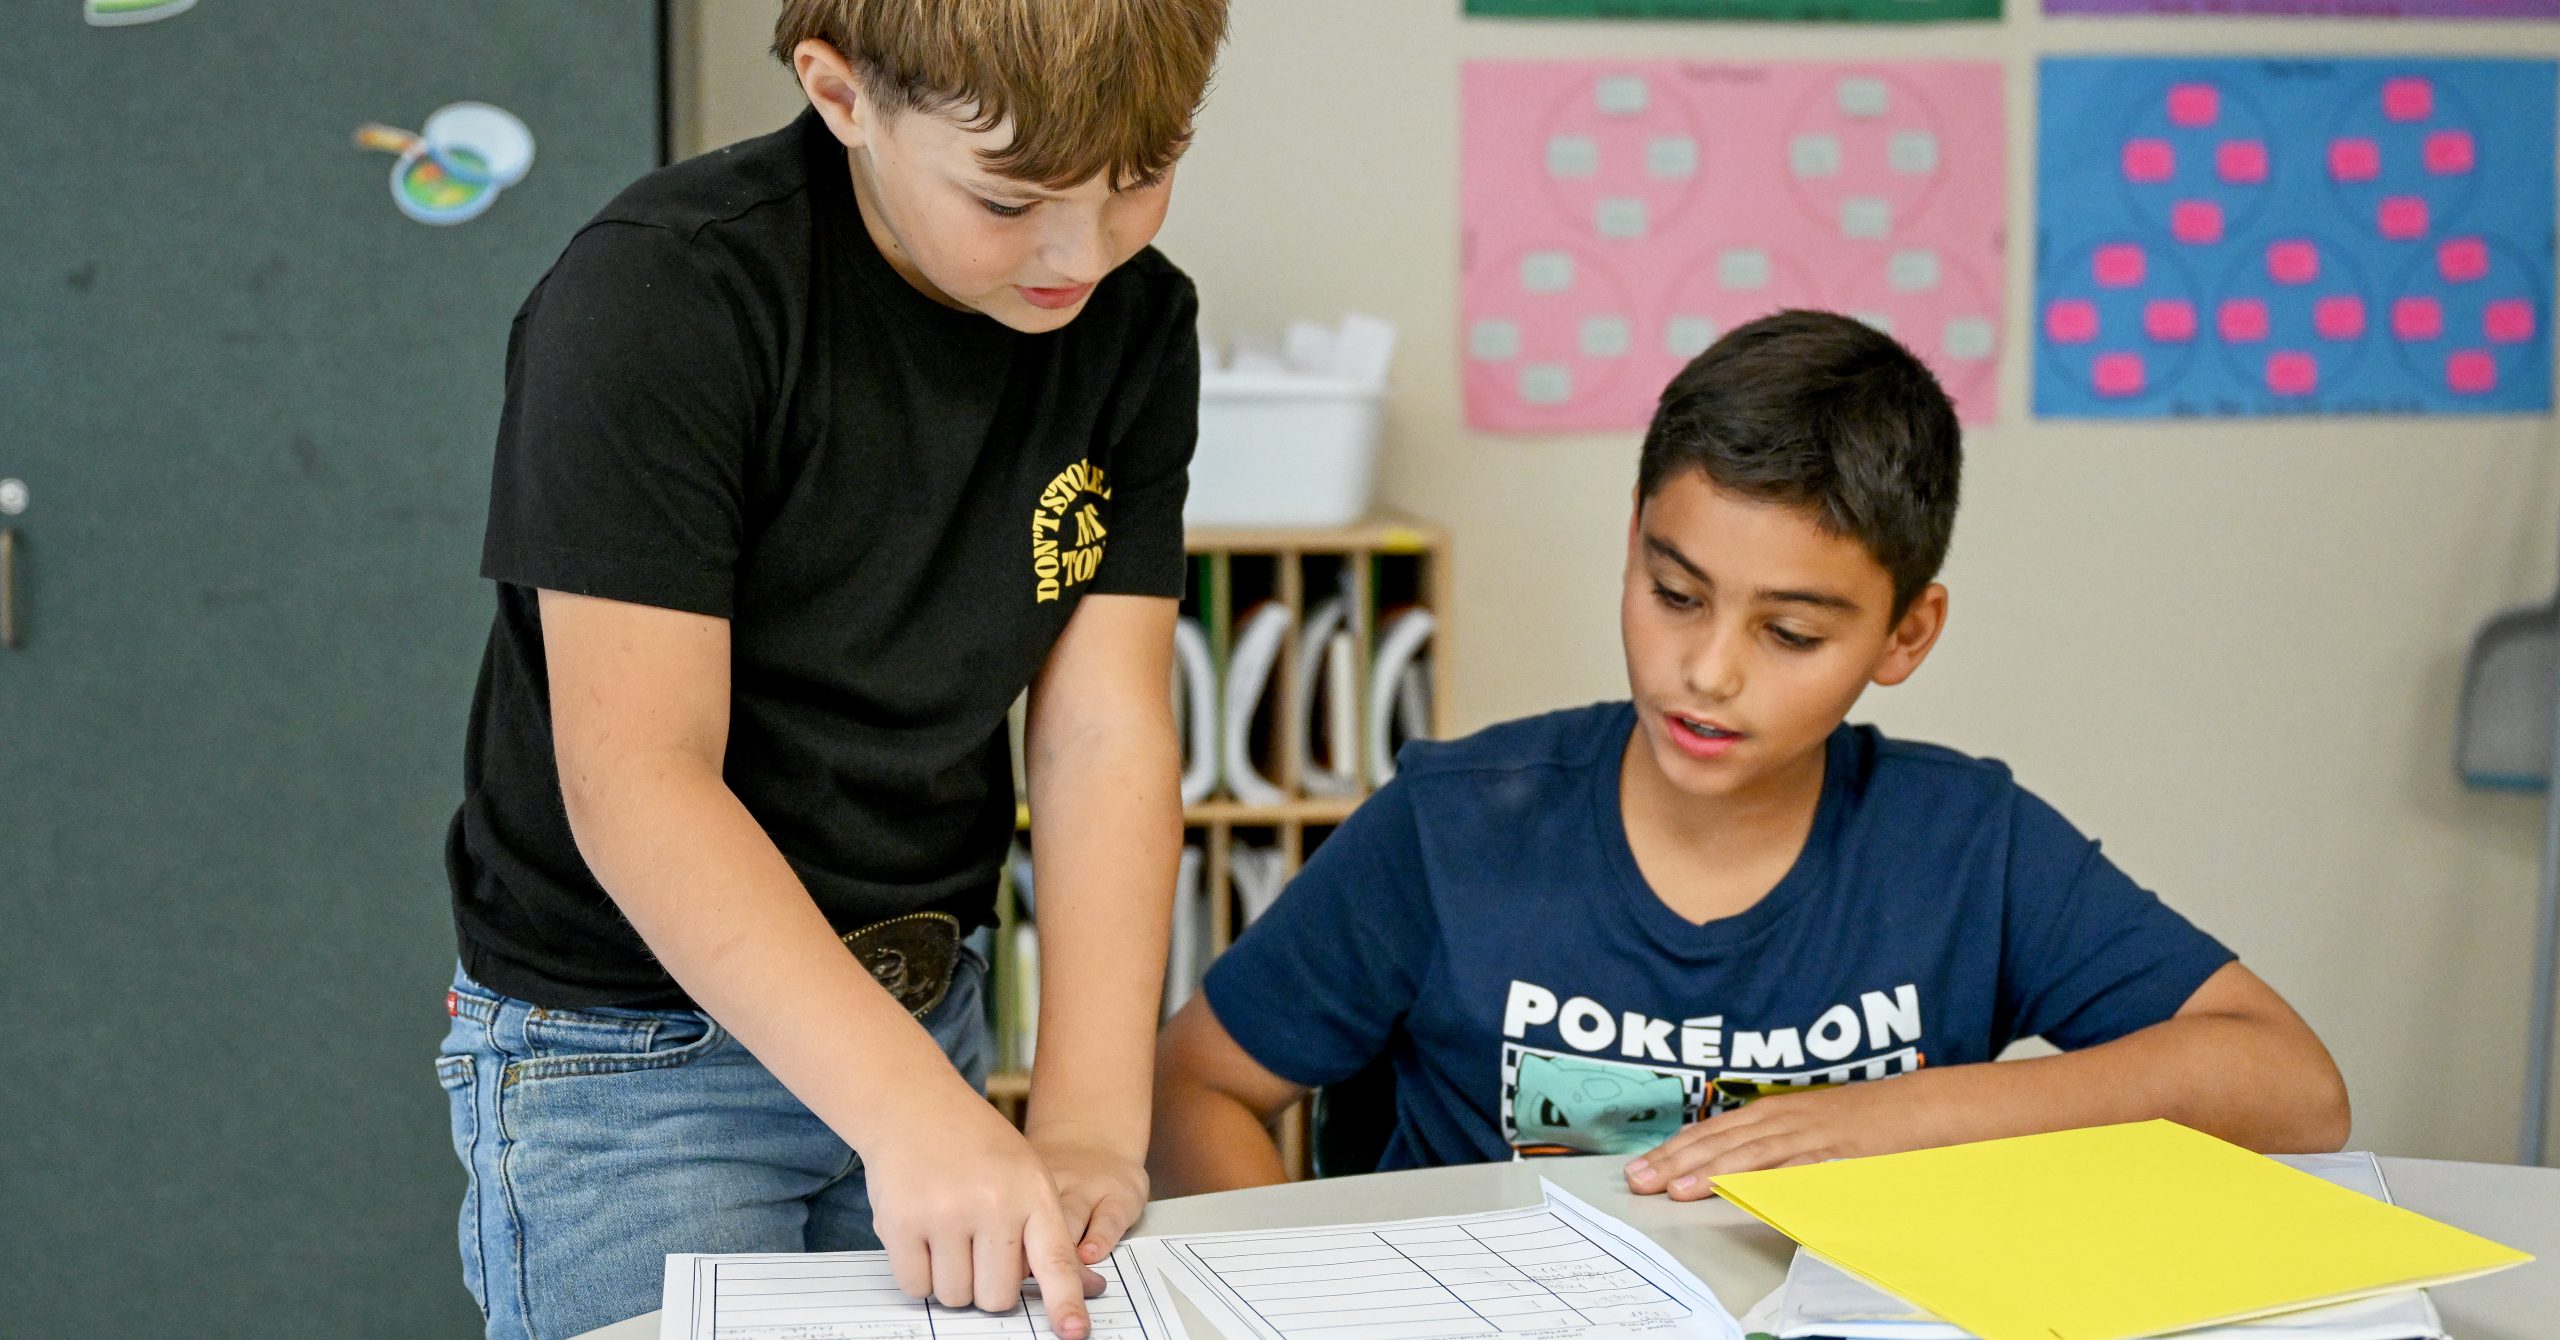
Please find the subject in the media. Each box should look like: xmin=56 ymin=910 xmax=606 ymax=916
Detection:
xmin=984 ymin=516 xmax=1451 ymax=1180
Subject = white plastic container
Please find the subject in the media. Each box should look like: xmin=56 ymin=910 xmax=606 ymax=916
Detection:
xmin=1183 ymin=368 xmax=1384 ymax=528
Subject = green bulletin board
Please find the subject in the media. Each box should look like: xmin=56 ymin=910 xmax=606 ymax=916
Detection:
xmin=1466 ymin=0 xmax=1999 ymax=21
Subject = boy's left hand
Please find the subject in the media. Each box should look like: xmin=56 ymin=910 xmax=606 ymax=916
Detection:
xmin=1030 ymin=1123 xmax=1152 ymax=1264
xmin=1623 ymin=1081 xmax=1934 ymax=1201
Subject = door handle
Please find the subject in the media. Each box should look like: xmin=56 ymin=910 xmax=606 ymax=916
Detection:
xmin=1 ymin=477 xmax=23 ymax=651
xmin=1 ymin=525 xmax=18 ymax=651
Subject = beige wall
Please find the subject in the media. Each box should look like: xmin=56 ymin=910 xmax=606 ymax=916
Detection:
xmin=680 ymin=1 xmax=2560 ymax=1162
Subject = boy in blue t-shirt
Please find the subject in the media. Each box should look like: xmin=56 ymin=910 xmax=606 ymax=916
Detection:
xmin=1149 ymin=310 xmax=2349 ymax=1197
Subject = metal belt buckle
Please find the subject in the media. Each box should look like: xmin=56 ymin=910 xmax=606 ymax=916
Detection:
xmin=840 ymin=911 xmax=962 ymax=1017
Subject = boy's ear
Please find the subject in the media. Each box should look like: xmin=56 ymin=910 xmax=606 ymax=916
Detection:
xmin=1869 ymin=583 xmax=1948 ymax=688
xmin=792 ymin=39 xmax=871 ymax=151
xmin=1625 ymin=486 xmax=1644 ymax=557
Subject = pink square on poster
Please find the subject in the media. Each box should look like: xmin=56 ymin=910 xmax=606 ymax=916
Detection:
xmin=2485 ymin=299 xmax=2537 ymax=344
xmin=2122 ymin=138 xmax=2175 ymax=183
xmin=2439 ymin=237 xmax=2490 ymax=284
xmin=2144 ymin=299 xmax=2197 ymax=342
xmin=2377 ymin=197 xmax=2430 ymax=241
xmin=2170 ymin=200 xmax=2223 ymax=244
xmin=2392 ymin=297 xmax=2444 ymax=341
xmin=2424 ymin=130 xmax=2475 ymax=176
xmin=2328 ymin=138 xmax=2380 ymax=183
xmin=2215 ymin=140 xmax=2268 ymax=185
xmin=2314 ymin=296 xmax=2366 ymax=341
xmin=2265 ymin=351 xmax=2319 ymax=397
xmin=2093 ymin=244 xmax=2147 ymax=288
xmin=2167 ymin=83 xmax=2219 ymax=128
xmin=2447 ymin=350 xmax=2498 ymax=394
xmin=2092 ymin=352 xmax=2146 ymax=397
xmin=1461 ymin=61 xmax=2007 ymax=431
xmin=2384 ymin=77 xmax=2435 ymax=123
xmin=2046 ymin=299 xmax=2101 ymax=344
xmin=2220 ymin=299 xmax=2270 ymax=343
xmin=2266 ymin=240 xmax=2320 ymax=285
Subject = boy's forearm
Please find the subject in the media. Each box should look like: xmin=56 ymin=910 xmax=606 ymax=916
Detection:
xmin=1023 ymin=715 xmax=1183 ymax=1153
xmin=564 ymin=753 xmax=980 ymax=1152
xmin=1632 ymin=968 xmax=2349 ymax=1197
xmin=1148 ymin=1079 xmax=1293 ymax=1196
xmin=1900 ymin=1012 xmax=2351 ymax=1154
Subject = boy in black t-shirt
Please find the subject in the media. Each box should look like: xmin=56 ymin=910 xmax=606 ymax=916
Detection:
xmin=438 ymin=4 xmax=1227 ymax=1337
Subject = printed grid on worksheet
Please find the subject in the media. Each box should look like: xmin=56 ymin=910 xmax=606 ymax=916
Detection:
xmin=688 ymin=1249 xmax=1165 ymax=1339
xmin=1175 ymin=1206 xmax=1689 ymax=1338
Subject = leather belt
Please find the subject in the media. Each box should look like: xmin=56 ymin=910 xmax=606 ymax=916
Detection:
xmin=840 ymin=911 xmax=964 ymax=1017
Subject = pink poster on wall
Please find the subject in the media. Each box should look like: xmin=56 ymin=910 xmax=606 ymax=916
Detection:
xmin=1461 ymin=60 xmax=2006 ymax=432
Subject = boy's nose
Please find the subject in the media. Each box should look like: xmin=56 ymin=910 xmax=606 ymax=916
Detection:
xmin=1038 ymin=214 xmax=1113 ymax=287
xmin=1684 ymin=627 xmax=1745 ymax=702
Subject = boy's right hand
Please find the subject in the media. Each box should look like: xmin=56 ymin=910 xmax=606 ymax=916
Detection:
xmin=864 ymin=1095 xmax=1108 ymax=1339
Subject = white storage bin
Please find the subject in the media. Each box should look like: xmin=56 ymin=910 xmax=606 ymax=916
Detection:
xmin=1183 ymin=369 xmax=1383 ymax=529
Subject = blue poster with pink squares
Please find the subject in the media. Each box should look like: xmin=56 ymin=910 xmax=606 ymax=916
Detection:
xmin=2036 ymin=57 xmax=2555 ymax=418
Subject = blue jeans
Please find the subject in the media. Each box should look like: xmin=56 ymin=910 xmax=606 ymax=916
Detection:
xmin=436 ymin=950 xmax=990 ymax=1340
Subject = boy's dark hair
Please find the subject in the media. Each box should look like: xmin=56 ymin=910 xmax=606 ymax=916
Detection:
xmin=1639 ymin=309 xmax=1962 ymax=617
xmin=774 ymin=0 xmax=1228 ymax=191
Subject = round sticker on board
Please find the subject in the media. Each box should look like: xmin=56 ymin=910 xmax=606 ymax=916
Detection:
xmin=354 ymin=102 xmax=536 ymax=226
xmin=421 ymin=102 xmax=536 ymax=187
xmin=84 ymin=0 xmax=196 ymax=26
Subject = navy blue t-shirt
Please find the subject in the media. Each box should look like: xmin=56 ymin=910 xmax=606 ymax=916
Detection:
xmin=1202 ymin=703 xmax=2234 ymax=1170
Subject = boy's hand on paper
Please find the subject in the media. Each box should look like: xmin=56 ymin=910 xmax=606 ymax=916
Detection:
xmin=865 ymin=1095 xmax=1106 ymax=1339
xmin=1032 ymin=1120 xmax=1152 ymax=1265
xmin=1623 ymin=1081 xmax=1936 ymax=1201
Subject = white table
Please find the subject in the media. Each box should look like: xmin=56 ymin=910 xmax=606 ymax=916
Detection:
xmin=576 ymin=1155 xmax=2559 ymax=1339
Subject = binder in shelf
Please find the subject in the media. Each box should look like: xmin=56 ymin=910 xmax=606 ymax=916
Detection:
xmin=1367 ymin=605 xmax=1436 ymax=786
xmin=1173 ymin=617 xmax=1220 ymax=807
xmin=1220 ymin=601 xmax=1294 ymax=807
xmin=1163 ymin=846 xmax=1209 ymax=1020
xmin=1291 ymin=593 xmax=1363 ymax=799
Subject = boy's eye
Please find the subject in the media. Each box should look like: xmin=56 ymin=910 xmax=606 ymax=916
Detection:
xmin=1650 ymin=583 xmax=1699 ymax=612
xmin=977 ymin=197 xmax=1033 ymax=219
xmin=1769 ymin=625 xmax=1823 ymax=651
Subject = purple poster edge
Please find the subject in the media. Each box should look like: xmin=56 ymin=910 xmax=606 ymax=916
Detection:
xmin=2046 ymin=0 xmax=2557 ymax=15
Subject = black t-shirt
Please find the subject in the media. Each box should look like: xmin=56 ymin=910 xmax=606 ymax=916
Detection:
xmin=446 ymin=111 xmax=1199 ymax=1009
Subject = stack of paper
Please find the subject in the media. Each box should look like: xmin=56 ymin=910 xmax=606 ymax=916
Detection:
xmin=1291 ymin=593 xmax=1362 ymax=799
xmin=1711 ymin=1121 xmax=2531 ymax=1340
xmin=1366 ymin=606 xmax=1435 ymax=785
xmin=1173 ymin=617 xmax=1219 ymax=807
xmin=1221 ymin=602 xmax=1295 ymax=806
xmin=1162 ymin=847 xmax=1209 ymax=1020
xmin=659 ymin=1246 xmax=1182 ymax=1340
xmin=1137 ymin=1181 xmax=1742 ymax=1340
xmin=1229 ymin=845 xmax=1291 ymax=926
xmin=1745 ymin=1153 xmax=2450 ymax=1340
xmin=656 ymin=1181 xmax=1742 ymax=1340
xmin=1205 ymin=312 xmax=1399 ymax=389
xmin=1216 ymin=596 xmax=1436 ymax=801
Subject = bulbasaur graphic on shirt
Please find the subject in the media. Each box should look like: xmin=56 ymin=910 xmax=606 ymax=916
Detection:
xmin=1497 ymin=977 xmax=1927 ymax=1157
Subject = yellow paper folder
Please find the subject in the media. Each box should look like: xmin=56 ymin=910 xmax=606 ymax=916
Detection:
xmin=1710 ymin=1120 xmax=2530 ymax=1340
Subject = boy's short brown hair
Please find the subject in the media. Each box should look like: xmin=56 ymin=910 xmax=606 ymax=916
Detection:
xmin=1640 ymin=310 xmax=1962 ymax=618
xmin=775 ymin=0 xmax=1228 ymax=190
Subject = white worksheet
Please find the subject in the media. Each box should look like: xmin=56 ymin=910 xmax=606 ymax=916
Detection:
xmin=1131 ymin=1181 xmax=1743 ymax=1340
xmin=658 ymin=1244 xmax=1187 ymax=1340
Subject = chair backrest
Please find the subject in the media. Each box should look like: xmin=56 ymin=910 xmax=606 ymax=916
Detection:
xmin=1311 ymin=1055 xmax=1401 ymax=1178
